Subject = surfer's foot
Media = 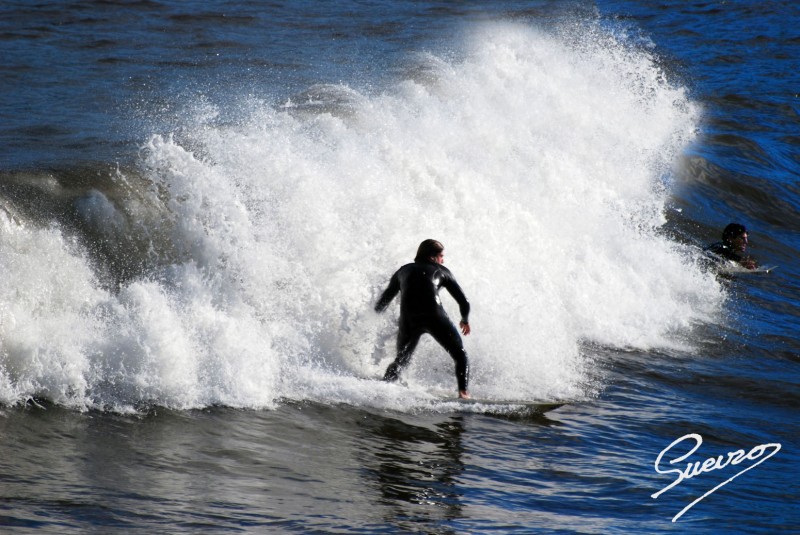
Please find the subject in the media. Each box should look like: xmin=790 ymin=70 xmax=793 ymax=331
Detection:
xmin=458 ymin=390 xmax=470 ymax=399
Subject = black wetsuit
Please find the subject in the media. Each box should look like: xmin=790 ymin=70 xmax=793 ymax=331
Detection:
xmin=375 ymin=261 xmax=470 ymax=391
xmin=703 ymin=242 xmax=743 ymax=263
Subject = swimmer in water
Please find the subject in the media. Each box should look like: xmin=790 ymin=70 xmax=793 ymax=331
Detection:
xmin=703 ymin=223 xmax=757 ymax=270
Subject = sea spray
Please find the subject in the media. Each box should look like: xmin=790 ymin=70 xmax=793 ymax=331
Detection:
xmin=0 ymin=220 xmax=101 ymax=407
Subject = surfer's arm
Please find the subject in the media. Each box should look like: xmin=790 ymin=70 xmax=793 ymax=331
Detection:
xmin=442 ymin=271 xmax=470 ymax=324
xmin=374 ymin=273 xmax=400 ymax=313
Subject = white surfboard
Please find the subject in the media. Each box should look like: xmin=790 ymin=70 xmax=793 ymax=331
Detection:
xmin=450 ymin=398 xmax=565 ymax=415
xmin=719 ymin=263 xmax=778 ymax=275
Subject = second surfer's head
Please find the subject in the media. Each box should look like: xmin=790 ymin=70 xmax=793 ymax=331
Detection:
xmin=722 ymin=223 xmax=748 ymax=253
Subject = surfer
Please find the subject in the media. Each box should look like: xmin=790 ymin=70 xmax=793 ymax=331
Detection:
xmin=375 ymin=239 xmax=472 ymax=399
xmin=703 ymin=223 xmax=757 ymax=269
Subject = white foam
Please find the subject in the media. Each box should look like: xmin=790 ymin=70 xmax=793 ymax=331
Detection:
xmin=0 ymin=22 xmax=725 ymax=411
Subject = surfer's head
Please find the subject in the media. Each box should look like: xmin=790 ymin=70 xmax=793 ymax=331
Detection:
xmin=415 ymin=239 xmax=445 ymax=264
xmin=722 ymin=223 xmax=748 ymax=252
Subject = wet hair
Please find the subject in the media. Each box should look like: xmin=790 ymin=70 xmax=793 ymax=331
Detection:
xmin=415 ymin=239 xmax=444 ymax=262
xmin=722 ymin=223 xmax=747 ymax=244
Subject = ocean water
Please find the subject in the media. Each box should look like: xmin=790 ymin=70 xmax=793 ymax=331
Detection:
xmin=1 ymin=1 xmax=798 ymax=533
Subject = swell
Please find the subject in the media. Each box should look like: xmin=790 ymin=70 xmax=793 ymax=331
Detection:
xmin=0 ymin=166 xmax=172 ymax=290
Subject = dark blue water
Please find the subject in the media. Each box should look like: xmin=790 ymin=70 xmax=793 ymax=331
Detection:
xmin=1 ymin=1 xmax=798 ymax=533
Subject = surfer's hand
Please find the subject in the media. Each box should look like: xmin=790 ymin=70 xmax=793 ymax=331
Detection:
xmin=460 ymin=321 xmax=471 ymax=335
xmin=741 ymin=257 xmax=758 ymax=270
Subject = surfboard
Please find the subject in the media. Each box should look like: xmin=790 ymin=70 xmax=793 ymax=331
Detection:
xmin=450 ymin=398 xmax=565 ymax=415
xmin=719 ymin=263 xmax=778 ymax=275
xmin=744 ymin=265 xmax=777 ymax=274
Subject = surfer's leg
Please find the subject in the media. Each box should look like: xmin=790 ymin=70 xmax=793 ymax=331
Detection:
xmin=429 ymin=320 xmax=469 ymax=393
xmin=383 ymin=325 xmax=421 ymax=382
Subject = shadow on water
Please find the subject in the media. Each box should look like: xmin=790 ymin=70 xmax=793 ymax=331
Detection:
xmin=356 ymin=412 xmax=466 ymax=533
xmin=345 ymin=402 xmax=562 ymax=534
